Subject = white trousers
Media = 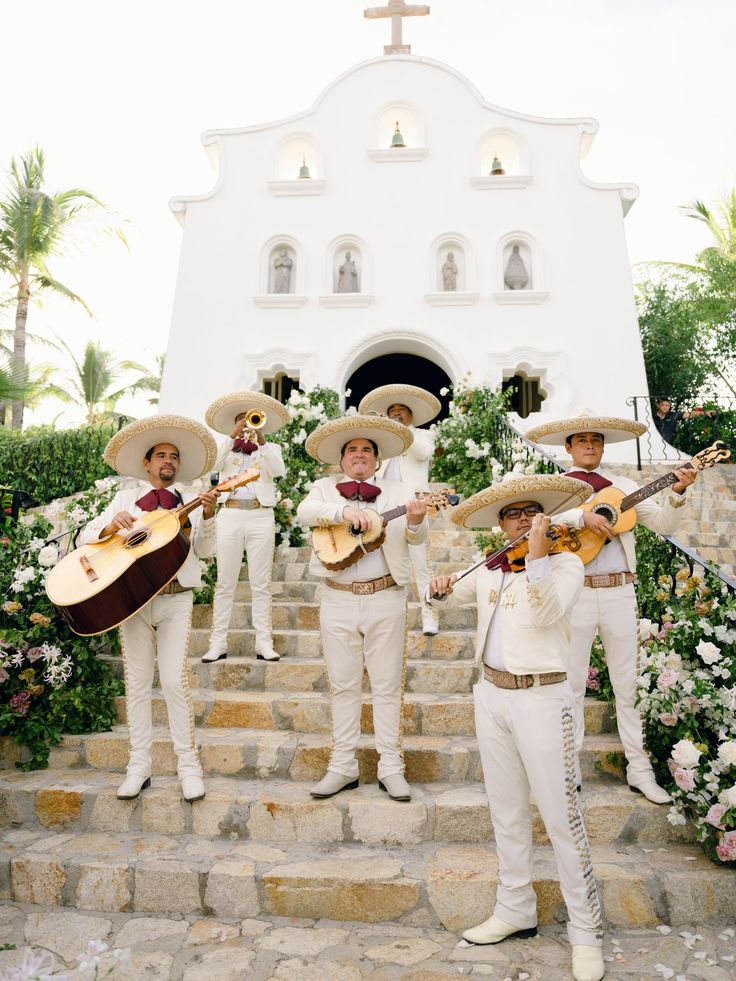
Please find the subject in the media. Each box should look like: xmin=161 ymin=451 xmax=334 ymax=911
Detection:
xmin=209 ymin=506 xmax=275 ymax=654
xmin=119 ymin=591 xmax=201 ymax=779
xmin=474 ymin=678 xmax=603 ymax=948
xmin=319 ymin=584 xmax=408 ymax=780
xmin=567 ymin=583 xmax=653 ymax=782
xmin=409 ymin=541 xmax=435 ymax=619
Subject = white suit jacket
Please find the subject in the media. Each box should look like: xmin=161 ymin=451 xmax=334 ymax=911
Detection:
xmin=297 ymin=475 xmax=429 ymax=584
xmin=77 ymin=484 xmax=216 ymax=588
xmin=214 ymin=437 xmax=286 ymax=507
xmin=429 ymin=552 xmax=584 ymax=675
xmin=555 ymin=467 xmax=688 ymax=572
xmin=378 ymin=426 xmax=435 ymax=490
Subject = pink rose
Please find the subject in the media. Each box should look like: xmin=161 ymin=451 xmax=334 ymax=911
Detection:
xmin=673 ymin=767 xmax=696 ymax=792
xmin=659 ymin=713 xmax=678 ymax=727
xmin=705 ymin=803 xmax=727 ymax=830
xmin=715 ymin=831 xmax=736 ymax=862
xmin=657 ymin=669 xmax=679 ymax=691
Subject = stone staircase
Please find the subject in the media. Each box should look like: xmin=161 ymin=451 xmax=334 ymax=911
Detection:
xmin=1 ymin=513 xmax=735 ymax=932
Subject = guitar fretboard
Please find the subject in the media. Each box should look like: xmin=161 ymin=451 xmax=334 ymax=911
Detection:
xmin=379 ymin=504 xmax=408 ymax=523
xmin=620 ymin=462 xmax=692 ymax=512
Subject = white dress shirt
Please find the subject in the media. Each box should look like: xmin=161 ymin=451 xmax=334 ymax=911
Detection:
xmin=482 ymin=556 xmax=549 ymax=670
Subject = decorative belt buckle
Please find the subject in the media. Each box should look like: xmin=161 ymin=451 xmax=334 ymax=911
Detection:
xmin=591 ymin=575 xmax=608 ymax=587
xmin=354 ymin=581 xmax=374 ymax=595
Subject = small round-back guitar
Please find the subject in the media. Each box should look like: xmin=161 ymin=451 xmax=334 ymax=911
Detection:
xmin=46 ymin=470 xmax=259 ymax=636
xmin=312 ymin=490 xmax=459 ymax=572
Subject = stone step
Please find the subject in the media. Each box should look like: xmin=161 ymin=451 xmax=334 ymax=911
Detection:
xmin=191 ymin=601 xmax=478 ymax=632
xmin=187 ymin=628 xmax=477 ymax=661
xmin=113 ymin=690 xmax=617 ymax=737
xmin=27 ymin=727 xmax=628 ymax=785
xmin=0 ymin=773 xmax=692 ymax=849
xmin=1 ymin=831 xmax=729 ymax=928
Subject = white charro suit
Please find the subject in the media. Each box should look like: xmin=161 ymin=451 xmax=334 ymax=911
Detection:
xmin=429 ymin=553 xmax=603 ymax=948
xmin=379 ymin=425 xmax=435 ymax=617
xmin=556 ymin=467 xmax=688 ymax=782
xmin=207 ymin=437 xmax=286 ymax=657
xmin=79 ymin=484 xmax=216 ymax=779
xmin=297 ymin=476 xmax=429 ymax=780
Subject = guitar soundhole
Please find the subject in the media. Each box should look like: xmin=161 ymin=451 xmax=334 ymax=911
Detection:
xmin=348 ymin=526 xmax=364 ymax=538
xmin=593 ymin=503 xmax=617 ymax=525
xmin=123 ymin=529 xmax=150 ymax=548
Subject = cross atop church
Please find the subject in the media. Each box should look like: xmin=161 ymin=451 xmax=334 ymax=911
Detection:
xmin=364 ymin=0 xmax=430 ymax=55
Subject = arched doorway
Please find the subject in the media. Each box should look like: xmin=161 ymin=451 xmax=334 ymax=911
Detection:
xmin=345 ymin=353 xmax=453 ymax=424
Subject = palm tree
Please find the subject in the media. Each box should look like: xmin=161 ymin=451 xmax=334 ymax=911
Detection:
xmin=0 ymin=325 xmax=60 ymax=425
xmin=0 ymin=147 xmax=126 ymax=430
xmin=640 ymin=190 xmax=736 ymax=275
xmin=50 ymin=339 xmax=156 ymax=424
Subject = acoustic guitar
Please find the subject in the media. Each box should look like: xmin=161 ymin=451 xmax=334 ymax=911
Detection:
xmin=560 ymin=441 xmax=730 ymax=565
xmin=312 ymin=490 xmax=459 ymax=572
xmin=46 ymin=470 xmax=259 ymax=636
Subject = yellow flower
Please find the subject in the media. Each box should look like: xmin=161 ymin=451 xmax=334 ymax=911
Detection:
xmin=28 ymin=684 xmax=44 ymax=696
xmin=676 ymin=569 xmax=690 ymax=581
xmin=18 ymin=668 xmax=36 ymax=683
xmin=658 ymin=575 xmax=671 ymax=585
xmin=29 ymin=613 xmax=51 ymax=627
xmin=2 ymin=601 xmax=22 ymax=614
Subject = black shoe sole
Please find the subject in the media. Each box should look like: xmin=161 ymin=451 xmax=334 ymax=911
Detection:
xmin=256 ymin=654 xmax=281 ymax=661
xmin=378 ymin=780 xmax=411 ymax=802
xmin=467 ymin=926 xmax=538 ymax=945
xmin=201 ymin=652 xmax=227 ymax=662
xmin=116 ymin=777 xmax=151 ymax=800
xmin=310 ymin=778 xmax=359 ymax=799
xmin=183 ymin=793 xmax=206 ymax=803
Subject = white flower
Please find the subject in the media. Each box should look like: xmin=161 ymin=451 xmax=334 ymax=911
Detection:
xmin=439 ymin=386 xmax=449 ymax=396
xmin=67 ymin=504 xmax=88 ymax=524
xmin=719 ymin=784 xmax=736 ymax=808
xmin=292 ymin=428 xmax=307 ymax=444
xmin=721 ymin=687 xmax=736 ymax=711
xmin=696 ymin=639 xmax=722 ymax=665
xmin=665 ymin=807 xmax=688 ymax=827
xmin=697 ymin=617 xmax=714 ymax=636
xmin=3 ymin=947 xmax=65 ymax=981
xmin=717 ymin=741 xmax=736 ymax=767
xmin=77 ymin=938 xmax=109 ymax=972
xmin=344 ymin=388 xmax=351 ymax=397
xmin=11 ymin=566 xmax=37 ymax=593
xmin=28 ymin=537 xmax=46 ymax=552
xmin=671 ymin=739 xmax=702 ymax=770
xmin=37 ymin=544 xmax=59 ymax=567
xmin=94 ymin=477 xmax=117 ymax=491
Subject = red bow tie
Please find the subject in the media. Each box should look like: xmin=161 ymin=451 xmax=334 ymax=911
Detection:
xmin=485 ymin=553 xmax=524 ymax=574
xmin=233 ymin=439 xmax=258 ymax=454
xmin=136 ymin=488 xmax=180 ymax=512
xmin=336 ymin=481 xmax=382 ymax=503
xmin=567 ymin=470 xmax=613 ymax=492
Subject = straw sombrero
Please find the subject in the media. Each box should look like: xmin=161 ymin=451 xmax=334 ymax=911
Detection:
xmin=205 ymin=391 xmax=290 ymax=436
xmin=305 ymin=414 xmax=413 ymax=465
xmin=525 ymin=413 xmax=646 ymax=446
xmin=103 ymin=415 xmax=217 ymax=483
xmin=452 ymin=473 xmax=593 ymax=529
xmin=358 ymin=384 xmax=441 ymax=427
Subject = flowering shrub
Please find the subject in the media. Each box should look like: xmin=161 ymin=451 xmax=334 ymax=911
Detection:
xmin=0 ymin=503 xmax=123 ymax=770
xmin=637 ymin=566 xmax=736 ymax=866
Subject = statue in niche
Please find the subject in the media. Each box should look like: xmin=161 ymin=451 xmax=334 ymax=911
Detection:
xmin=336 ymin=251 xmax=359 ymax=293
xmin=441 ymin=251 xmax=458 ymax=291
xmin=272 ymin=248 xmax=293 ymax=294
xmin=504 ymin=245 xmax=529 ymax=290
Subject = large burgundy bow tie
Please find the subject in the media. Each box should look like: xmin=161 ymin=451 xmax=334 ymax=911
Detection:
xmin=567 ymin=470 xmax=613 ymax=492
xmin=336 ymin=481 xmax=382 ymax=503
xmin=485 ymin=552 xmax=524 ymax=574
xmin=136 ymin=487 xmax=180 ymax=512
xmin=233 ymin=438 xmax=258 ymax=455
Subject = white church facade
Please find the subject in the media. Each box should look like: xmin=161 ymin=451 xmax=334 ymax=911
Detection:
xmin=161 ymin=19 xmax=652 ymax=462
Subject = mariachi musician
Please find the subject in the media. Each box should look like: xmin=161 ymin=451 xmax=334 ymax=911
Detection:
xmin=78 ymin=415 xmax=219 ymax=803
xmin=296 ymin=414 xmax=429 ymax=802
xmin=358 ymin=384 xmax=441 ymax=636
xmin=202 ymin=392 xmax=288 ymax=663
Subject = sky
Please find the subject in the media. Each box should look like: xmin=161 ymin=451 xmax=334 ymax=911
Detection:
xmin=2 ymin=0 xmax=735 ymax=427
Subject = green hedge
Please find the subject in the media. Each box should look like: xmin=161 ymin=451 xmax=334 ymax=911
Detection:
xmin=0 ymin=422 xmax=121 ymax=505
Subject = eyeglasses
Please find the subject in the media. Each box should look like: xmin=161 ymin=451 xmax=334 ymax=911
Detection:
xmin=499 ymin=504 xmax=543 ymax=520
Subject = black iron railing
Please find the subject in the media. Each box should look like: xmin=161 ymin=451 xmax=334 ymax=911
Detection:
xmin=627 ymin=395 xmax=735 ymax=468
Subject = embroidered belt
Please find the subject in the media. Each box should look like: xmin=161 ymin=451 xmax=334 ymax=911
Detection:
xmin=583 ymin=572 xmax=636 ymax=588
xmin=484 ymin=665 xmax=566 ymax=689
xmin=225 ymin=499 xmax=262 ymax=510
xmin=158 ymin=580 xmax=192 ymax=595
xmin=326 ymin=574 xmax=397 ymax=595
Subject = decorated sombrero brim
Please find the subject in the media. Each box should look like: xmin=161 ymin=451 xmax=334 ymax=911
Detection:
xmin=451 ymin=473 xmax=593 ymax=529
xmin=525 ymin=414 xmax=647 ymax=446
xmin=358 ymin=384 xmax=441 ymax=427
xmin=205 ymin=391 xmax=290 ymax=436
xmin=103 ymin=415 xmax=217 ymax=483
xmin=305 ymin=414 xmax=413 ymax=465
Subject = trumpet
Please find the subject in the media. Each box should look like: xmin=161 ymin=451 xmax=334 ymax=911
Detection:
xmin=240 ymin=408 xmax=267 ymax=442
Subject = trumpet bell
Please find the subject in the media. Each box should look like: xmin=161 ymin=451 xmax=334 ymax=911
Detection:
xmin=245 ymin=409 xmax=266 ymax=430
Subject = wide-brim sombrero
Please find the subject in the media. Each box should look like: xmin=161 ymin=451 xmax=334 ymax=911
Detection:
xmin=452 ymin=473 xmax=593 ymax=529
xmin=103 ymin=415 xmax=217 ymax=483
xmin=305 ymin=414 xmax=413 ymax=465
xmin=205 ymin=391 xmax=290 ymax=436
xmin=525 ymin=413 xmax=646 ymax=446
xmin=358 ymin=384 xmax=441 ymax=427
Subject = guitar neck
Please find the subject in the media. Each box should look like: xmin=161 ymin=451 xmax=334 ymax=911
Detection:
xmin=620 ymin=462 xmax=691 ymax=511
xmin=380 ymin=504 xmax=408 ymax=523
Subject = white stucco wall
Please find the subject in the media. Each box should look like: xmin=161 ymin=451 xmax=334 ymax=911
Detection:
xmin=161 ymin=55 xmax=650 ymax=462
